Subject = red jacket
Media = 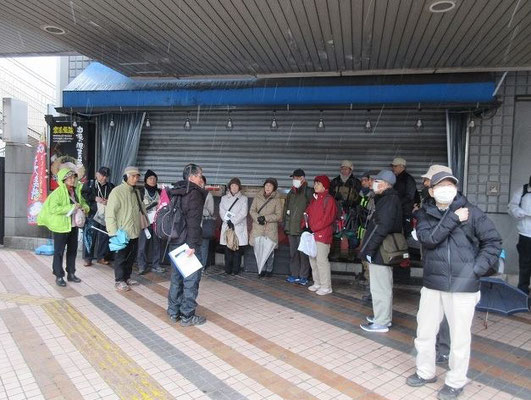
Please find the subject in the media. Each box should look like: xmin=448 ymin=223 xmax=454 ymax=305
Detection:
xmin=304 ymin=192 xmax=337 ymax=244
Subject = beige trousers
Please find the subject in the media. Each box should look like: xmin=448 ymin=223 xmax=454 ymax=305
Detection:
xmin=369 ymin=263 xmax=393 ymax=326
xmin=309 ymin=242 xmax=331 ymax=290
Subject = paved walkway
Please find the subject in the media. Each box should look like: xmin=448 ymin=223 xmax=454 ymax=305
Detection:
xmin=0 ymin=248 xmax=529 ymax=400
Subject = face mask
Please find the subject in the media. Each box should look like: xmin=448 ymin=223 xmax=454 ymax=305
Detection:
xmin=372 ymin=182 xmax=380 ymax=192
xmin=292 ymin=179 xmax=302 ymax=188
xmin=433 ymin=186 xmax=457 ymax=204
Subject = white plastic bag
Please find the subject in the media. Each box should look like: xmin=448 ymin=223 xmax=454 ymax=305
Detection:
xmin=298 ymin=231 xmax=317 ymax=258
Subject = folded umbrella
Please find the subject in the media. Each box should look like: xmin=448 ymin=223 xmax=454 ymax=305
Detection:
xmin=476 ymin=277 xmax=529 ymax=327
xmin=253 ymin=236 xmax=276 ymax=274
xmin=109 ymin=229 xmax=129 ymax=252
xmin=83 ymin=218 xmax=95 ymax=253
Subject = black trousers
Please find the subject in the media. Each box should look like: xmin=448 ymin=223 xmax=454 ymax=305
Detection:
xmin=114 ymin=239 xmax=138 ymax=283
xmin=224 ymin=246 xmax=245 ymax=274
xmin=517 ymin=234 xmax=531 ymax=295
xmin=288 ymin=235 xmax=310 ymax=278
xmin=53 ymin=228 xmax=78 ymax=278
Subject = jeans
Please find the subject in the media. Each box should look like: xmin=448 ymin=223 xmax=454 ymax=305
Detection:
xmin=167 ymin=245 xmax=202 ymax=318
xmin=199 ymin=238 xmax=210 ymax=269
xmin=53 ymin=228 xmax=78 ymax=278
xmin=113 ymin=239 xmax=138 ymax=282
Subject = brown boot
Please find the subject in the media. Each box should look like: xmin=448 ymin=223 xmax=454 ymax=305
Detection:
xmin=97 ymin=259 xmax=110 ymax=265
xmin=83 ymin=260 xmax=92 ymax=267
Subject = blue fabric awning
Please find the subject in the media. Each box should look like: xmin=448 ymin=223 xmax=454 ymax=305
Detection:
xmin=62 ymin=63 xmax=496 ymax=110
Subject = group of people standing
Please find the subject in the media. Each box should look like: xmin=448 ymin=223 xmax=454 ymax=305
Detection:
xmin=36 ymin=158 xmax=529 ymax=400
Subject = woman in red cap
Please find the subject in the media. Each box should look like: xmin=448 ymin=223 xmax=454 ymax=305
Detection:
xmin=303 ymin=175 xmax=337 ymax=295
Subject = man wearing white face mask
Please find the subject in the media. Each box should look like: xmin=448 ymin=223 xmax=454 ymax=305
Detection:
xmin=407 ymin=171 xmax=501 ymax=400
xmin=359 ymin=170 xmax=402 ymax=333
xmin=284 ymin=169 xmax=313 ymax=285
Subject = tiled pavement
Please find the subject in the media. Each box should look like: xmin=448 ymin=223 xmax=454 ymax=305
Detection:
xmin=0 ymin=248 xmax=529 ymax=400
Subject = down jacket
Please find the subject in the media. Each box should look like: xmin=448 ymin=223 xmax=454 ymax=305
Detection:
xmin=249 ymin=190 xmax=283 ymax=247
xmin=359 ymin=188 xmax=403 ymax=264
xmin=416 ymin=194 xmax=502 ymax=293
xmin=169 ymin=180 xmax=207 ymax=251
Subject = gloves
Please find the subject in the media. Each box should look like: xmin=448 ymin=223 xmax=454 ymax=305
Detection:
xmin=227 ymin=220 xmax=235 ymax=230
xmin=257 ymin=216 xmax=266 ymax=225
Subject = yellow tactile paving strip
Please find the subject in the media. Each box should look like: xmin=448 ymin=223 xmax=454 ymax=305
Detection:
xmin=0 ymin=289 xmax=172 ymax=400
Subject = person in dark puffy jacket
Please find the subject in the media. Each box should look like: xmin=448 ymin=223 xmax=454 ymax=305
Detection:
xmin=406 ymin=171 xmax=501 ymax=400
xmin=359 ymin=170 xmax=402 ymax=333
xmin=167 ymin=164 xmax=207 ymax=327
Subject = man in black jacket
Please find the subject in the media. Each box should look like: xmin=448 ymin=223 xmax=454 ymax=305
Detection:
xmin=391 ymin=157 xmax=418 ymax=236
xmin=359 ymin=170 xmax=402 ymax=333
xmin=406 ymin=171 xmax=501 ymax=400
xmin=81 ymin=167 xmax=115 ymax=266
xmin=167 ymin=164 xmax=208 ymax=327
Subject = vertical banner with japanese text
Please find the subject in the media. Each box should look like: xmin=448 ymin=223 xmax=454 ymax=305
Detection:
xmin=49 ymin=121 xmax=91 ymax=190
xmin=27 ymin=142 xmax=47 ymax=225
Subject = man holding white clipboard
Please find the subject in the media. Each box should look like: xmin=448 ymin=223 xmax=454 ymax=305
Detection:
xmin=166 ymin=164 xmax=208 ymax=327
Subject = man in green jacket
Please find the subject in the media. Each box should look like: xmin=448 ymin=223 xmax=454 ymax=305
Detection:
xmin=283 ymin=169 xmax=313 ymax=286
xmin=105 ymin=166 xmax=144 ymax=292
xmin=38 ymin=167 xmax=89 ymax=286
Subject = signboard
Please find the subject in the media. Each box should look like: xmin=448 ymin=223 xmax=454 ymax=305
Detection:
xmin=49 ymin=121 xmax=91 ymax=190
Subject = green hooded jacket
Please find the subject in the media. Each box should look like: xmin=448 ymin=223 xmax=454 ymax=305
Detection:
xmin=37 ymin=168 xmax=90 ymax=233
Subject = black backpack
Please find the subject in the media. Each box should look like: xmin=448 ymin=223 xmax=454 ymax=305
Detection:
xmin=154 ymin=188 xmax=187 ymax=242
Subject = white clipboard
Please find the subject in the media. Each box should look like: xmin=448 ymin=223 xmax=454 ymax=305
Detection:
xmin=168 ymin=243 xmax=203 ymax=278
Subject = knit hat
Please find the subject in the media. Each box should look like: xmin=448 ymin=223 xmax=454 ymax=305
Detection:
xmin=144 ymin=169 xmax=158 ymax=183
xmin=228 ymin=177 xmax=242 ymax=191
xmin=263 ymin=177 xmax=278 ymax=191
xmin=373 ymin=170 xmax=396 ymax=185
xmin=314 ymin=175 xmax=330 ymax=190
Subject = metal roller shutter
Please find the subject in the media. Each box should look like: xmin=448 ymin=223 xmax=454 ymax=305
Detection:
xmin=137 ymin=109 xmax=447 ymax=188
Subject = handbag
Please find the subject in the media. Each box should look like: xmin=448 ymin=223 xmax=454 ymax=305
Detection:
xmin=379 ymin=232 xmax=409 ymax=265
xmin=225 ymin=228 xmax=239 ymax=251
xmin=135 ymin=190 xmax=151 ymax=230
xmin=72 ymin=208 xmax=86 ymax=228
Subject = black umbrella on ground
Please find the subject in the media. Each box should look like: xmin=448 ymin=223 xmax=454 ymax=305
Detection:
xmin=476 ymin=277 xmax=529 ymax=328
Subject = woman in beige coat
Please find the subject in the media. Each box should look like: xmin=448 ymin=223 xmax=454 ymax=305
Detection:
xmin=250 ymin=178 xmax=283 ymax=277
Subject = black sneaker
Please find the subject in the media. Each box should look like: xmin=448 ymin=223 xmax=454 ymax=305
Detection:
xmin=437 ymin=384 xmax=463 ymax=400
xmin=179 ymin=315 xmax=206 ymax=327
xmin=67 ymin=274 xmax=81 ymax=283
xmin=406 ymin=373 xmax=437 ymax=387
xmin=436 ymin=353 xmax=449 ymax=364
xmin=138 ymin=267 xmax=148 ymax=275
xmin=168 ymin=314 xmax=180 ymax=323
xmin=55 ymin=277 xmax=66 ymax=287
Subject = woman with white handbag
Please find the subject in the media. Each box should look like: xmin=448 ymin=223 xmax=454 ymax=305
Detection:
xmin=38 ymin=167 xmax=90 ymax=287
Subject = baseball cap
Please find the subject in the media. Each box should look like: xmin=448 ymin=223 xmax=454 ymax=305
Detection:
xmin=373 ymin=170 xmax=396 ymax=185
xmin=123 ymin=166 xmax=140 ymax=176
xmin=341 ymin=160 xmax=353 ymax=169
xmin=430 ymin=171 xmax=459 ymax=187
xmin=290 ymin=168 xmax=305 ymax=177
xmin=421 ymin=165 xmax=452 ymax=180
xmin=391 ymin=157 xmax=407 ymax=166
xmin=98 ymin=166 xmax=111 ymax=177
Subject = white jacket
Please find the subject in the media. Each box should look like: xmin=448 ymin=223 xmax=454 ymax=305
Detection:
xmin=219 ymin=191 xmax=249 ymax=246
xmin=508 ymin=185 xmax=531 ymax=238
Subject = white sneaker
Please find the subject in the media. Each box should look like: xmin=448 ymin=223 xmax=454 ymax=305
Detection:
xmin=308 ymin=284 xmax=321 ymax=292
xmin=316 ymin=288 xmax=333 ymax=296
